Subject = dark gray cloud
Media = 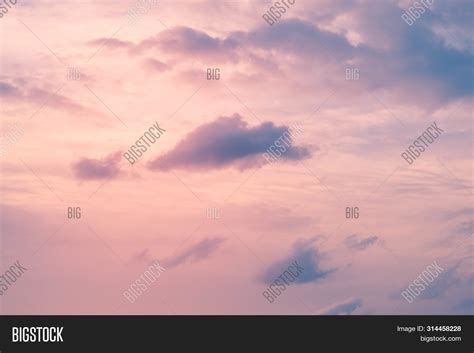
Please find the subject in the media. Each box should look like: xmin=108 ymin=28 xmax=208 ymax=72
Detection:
xmin=148 ymin=114 xmax=311 ymax=172
xmin=345 ymin=234 xmax=379 ymax=251
xmin=165 ymin=237 xmax=225 ymax=268
xmin=261 ymin=238 xmax=336 ymax=284
xmin=317 ymin=298 xmax=363 ymax=315
xmin=72 ymin=151 xmax=122 ymax=180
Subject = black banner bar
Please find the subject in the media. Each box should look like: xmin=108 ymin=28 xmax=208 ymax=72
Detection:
xmin=0 ymin=315 xmax=472 ymax=352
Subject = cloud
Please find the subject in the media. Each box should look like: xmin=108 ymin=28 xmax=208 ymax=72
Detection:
xmin=130 ymin=248 xmax=155 ymax=265
xmin=101 ymin=20 xmax=358 ymax=66
xmin=424 ymin=0 xmax=474 ymax=53
xmin=453 ymin=298 xmax=474 ymax=314
xmin=143 ymin=58 xmax=170 ymax=72
xmin=395 ymin=24 xmax=473 ymax=100
xmin=0 ymin=82 xmax=20 ymax=96
xmin=342 ymin=1 xmax=473 ymax=102
xmin=418 ymin=266 xmax=461 ymax=300
xmin=136 ymin=26 xmax=239 ymax=61
xmin=445 ymin=208 xmax=473 ymax=236
xmin=345 ymin=234 xmax=379 ymax=251
xmin=121 ymin=20 xmax=360 ymax=64
xmin=455 ymin=220 xmax=473 ymax=235
xmin=446 ymin=208 xmax=474 ymax=220
xmin=126 ymin=13 xmax=471 ymax=103
xmin=72 ymin=151 xmax=122 ymax=180
xmin=165 ymin=237 xmax=225 ymax=268
xmin=240 ymin=18 xmax=363 ymax=62
xmin=85 ymin=4 xmax=473 ymax=106
xmin=0 ymin=80 xmax=89 ymax=113
xmin=88 ymin=26 xmax=238 ymax=62
xmin=148 ymin=114 xmax=311 ymax=172
xmin=317 ymin=298 xmax=363 ymax=315
xmin=261 ymin=238 xmax=336 ymax=284
xmin=87 ymin=38 xmax=134 ymax=50
xmin=223 ymin=203 xmax=314 ymax=233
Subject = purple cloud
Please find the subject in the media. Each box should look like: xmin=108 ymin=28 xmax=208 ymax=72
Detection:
xmin=455 ymin=220 xmax=473 ymax=236
xmin=418 ymin=266 xmax=462 ymax=300
xmin=0 ymin=80 xmax=89 ymax=113
xmin=136 ymin=26 xmax=239 ymax=61
xmin=143 ymin=58 xmax=170 ymax=72
xmin=87 ymin=38 xmax=134 ymax=50
xmin=72 ymin=151 xmax=122 ymax=180
xmin=261 ymin=238 xmax=336 ymax=284
xmin=99 ymin=13 xmax=472 ymax=104
xmin=148 ymin=114 xmax=311 ymax=172
xmin=165 ymin=237 xmax=226 ymax=268
xmin=0 ymin=82 xmax=19 ymax=96
xmin=345 ymin=234 xmax=379 ymax=251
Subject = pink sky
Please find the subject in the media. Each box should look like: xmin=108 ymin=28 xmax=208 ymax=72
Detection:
xmin=0 ymin=0 xmax=472 ymax=314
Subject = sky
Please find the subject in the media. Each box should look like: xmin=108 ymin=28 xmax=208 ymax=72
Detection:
xmin=0 ymin=0 xmax=472 ymax=314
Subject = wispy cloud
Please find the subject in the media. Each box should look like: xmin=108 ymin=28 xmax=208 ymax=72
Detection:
xmin=345 ymin=234 xmax=379 ymax=251
xmin=143 ymin=58 xmax=171 ymax=73
xmin=317 ymin=298 xmax=363 ymax=315
xmin=165 ymin=237 xmax=226 ymax=268
xmin=87 ymin=38 xmax=134 ymax=50
xmin=0 ymin=80 xmax=88 ymax=113
xmin=261 ymin=238 xmax=336 ymax=284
